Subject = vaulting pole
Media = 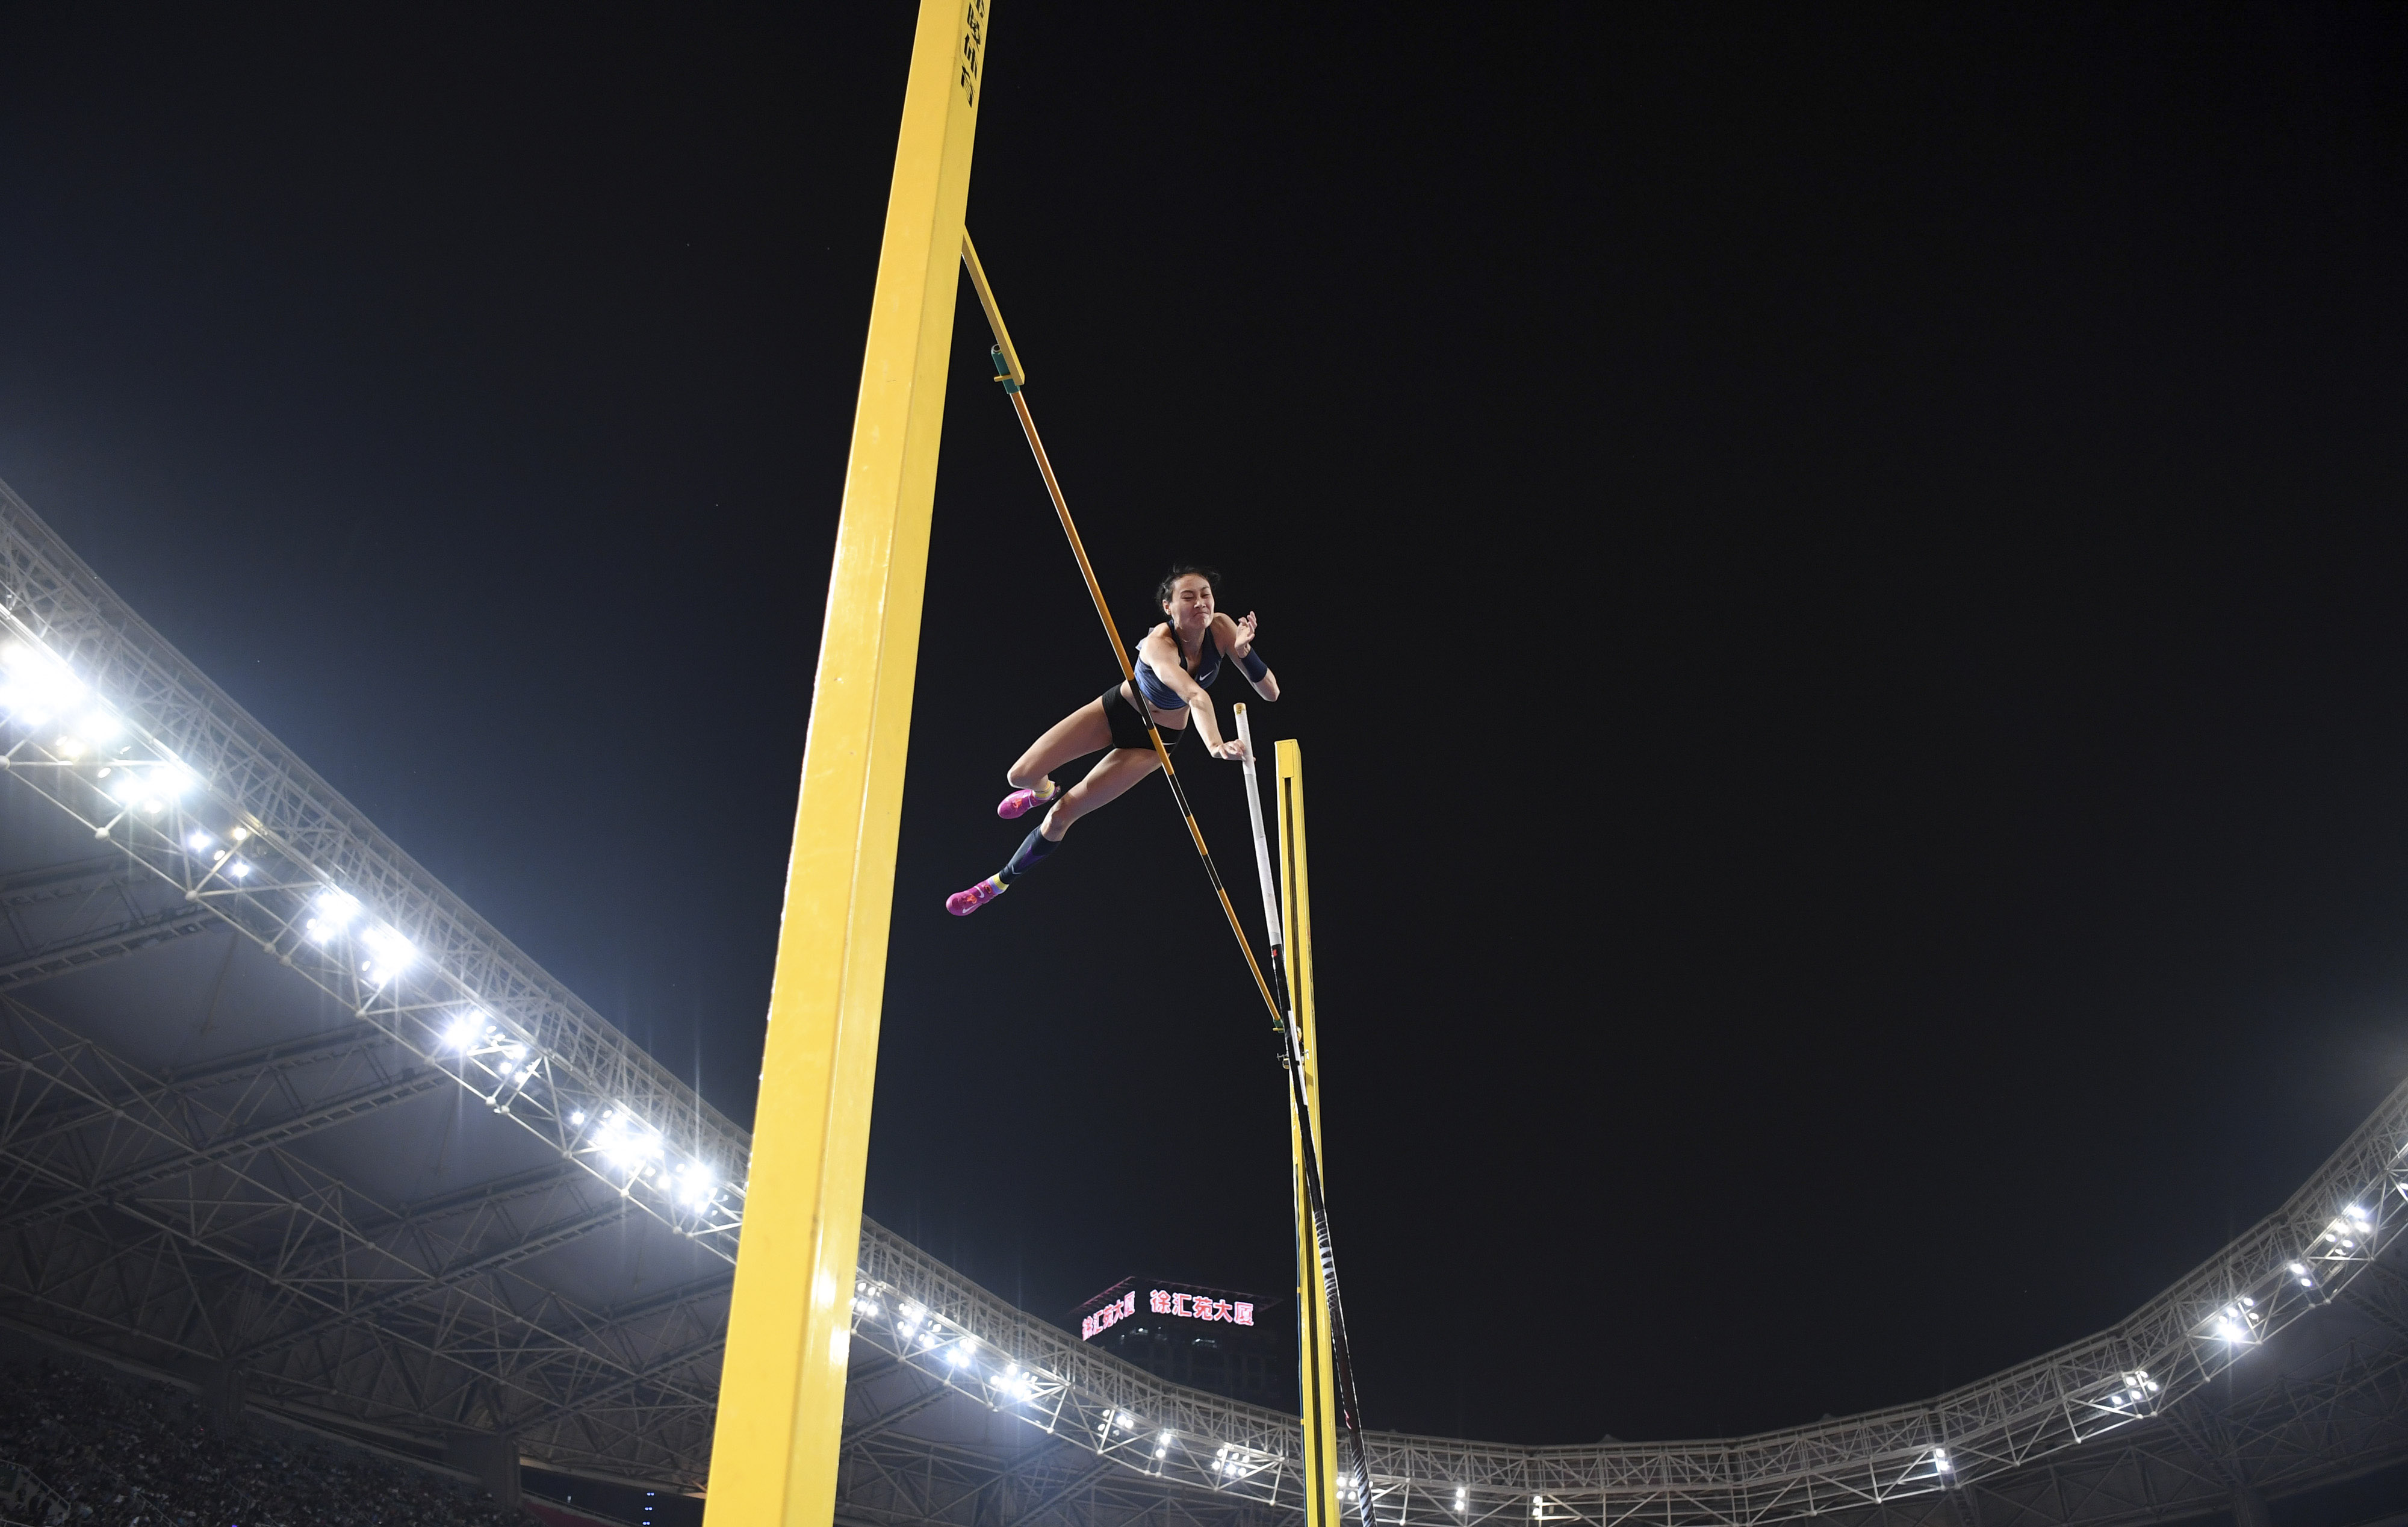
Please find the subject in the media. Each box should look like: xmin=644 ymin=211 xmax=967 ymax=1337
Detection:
xmin=705 ymin=2 xmax=985 ymax=1520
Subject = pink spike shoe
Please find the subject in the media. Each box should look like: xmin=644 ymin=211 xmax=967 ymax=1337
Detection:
xmin=996 ymin=783 xmax=1059 ymax=820
xmin=946 ymin=876 xmax=1007 ymax=916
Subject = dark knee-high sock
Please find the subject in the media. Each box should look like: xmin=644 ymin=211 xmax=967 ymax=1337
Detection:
xmin=995 ymin=825 xmax=1060 ymax=886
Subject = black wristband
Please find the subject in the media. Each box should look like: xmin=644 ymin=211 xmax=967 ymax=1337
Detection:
xmin=1238 ymin=647 xmax=1268 ymax=682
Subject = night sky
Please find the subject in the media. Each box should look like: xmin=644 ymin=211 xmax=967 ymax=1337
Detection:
xmin=5 ymin=3 xmax=2407 ymax=1451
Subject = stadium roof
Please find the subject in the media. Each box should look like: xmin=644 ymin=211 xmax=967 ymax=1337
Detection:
xmin=3 ymin=476 xmax=2406 ymax=1524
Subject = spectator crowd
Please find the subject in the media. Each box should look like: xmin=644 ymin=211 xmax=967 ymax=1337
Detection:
xmin=0 ymin=1357 xmax=532 ymax=1526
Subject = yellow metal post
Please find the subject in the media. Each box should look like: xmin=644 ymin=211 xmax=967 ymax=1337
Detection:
xmin=704 ymin=1 xmax=986 ymax=1520
xmin=1277 ymin=739 xmax=1341 ymax=1527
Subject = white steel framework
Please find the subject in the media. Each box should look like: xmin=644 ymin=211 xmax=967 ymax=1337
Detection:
xmin=0 ymin=478 xmax=746 ymax=1262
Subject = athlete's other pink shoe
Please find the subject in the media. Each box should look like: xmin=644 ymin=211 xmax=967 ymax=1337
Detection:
xmin=996 ymin=784 xmax=1058 ymax=820
xmin=946 ymin=876 xmax=1007 ymax=916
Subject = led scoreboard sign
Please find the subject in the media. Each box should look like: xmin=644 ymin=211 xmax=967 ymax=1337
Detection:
xmin=1082 ymin=1287 xmax=1255 ymax=1340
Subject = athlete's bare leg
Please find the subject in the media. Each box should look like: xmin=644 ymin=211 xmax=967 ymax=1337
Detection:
xmin=1039 ymin=745 xmax=1167 ymax=840
xmin=1007 ymin=698 xmax=1116 ymax=792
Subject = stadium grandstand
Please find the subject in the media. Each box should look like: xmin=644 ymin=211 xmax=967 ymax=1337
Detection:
xmin=3 ymin=466 xmax=2408 ymax=1527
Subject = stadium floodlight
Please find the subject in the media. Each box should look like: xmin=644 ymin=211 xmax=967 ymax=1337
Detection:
xmin=53 ymin=734 xmax=85 ymax=759
xmin=306 ymin=889 xmax=363 ymax=943
xmin=107 ymin=764 xmax=194 ymax=812
xmin=568 ymin=1109 xmax=586 ymax=1125
xmin=674 ymin=1163 xmax=716 ymax=1209
xmin=444 ymin=1011 xmax=486 ymax=1050
xmin=594 ymin=1111 xmax=657 ymax=1172
xmin=1932 ymin=1447 xmax=1952 ymax=1473
xmin=185 ymin=830 xmax=215 ymax=853
xmin=945 ymin=1344 xmax=967 ymax=1367
xmin=0 ymin=642 xmax=88 ymax=724
xmin=901 ymin=1301 xmax=926 ymax=1322
xmin=77 ymin=709 xmax=120 ymax=744
xmin=225 ymin=859 xmax=253 ymax=879
xmin=1116 ymin=1412 xmax=1135 ymax=1432
xmin=359 ymin=925 xmax=415 ymax=984
xmin=503 ymin=1042 xmax=527 ymax=1061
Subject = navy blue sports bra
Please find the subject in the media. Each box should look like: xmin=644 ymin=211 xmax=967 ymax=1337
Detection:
xmin=1131 ymin=629 xmax=1221 ymax=713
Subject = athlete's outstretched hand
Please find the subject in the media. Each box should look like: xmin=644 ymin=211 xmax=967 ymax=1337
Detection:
xmin=1229 ymin=611 xmax=1258 ymax=654
xmin=1211 ymin=738 xmax=1249 ymax=763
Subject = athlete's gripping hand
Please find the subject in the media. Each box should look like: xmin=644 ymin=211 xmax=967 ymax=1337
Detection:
xmin=1211 ymin=738 xmax=1249 ymax=763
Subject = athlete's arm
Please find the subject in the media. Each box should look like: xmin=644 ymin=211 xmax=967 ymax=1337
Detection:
xmin=1140 ymin=626 xmax=1243 ymax=758
xmin=1214 ymin=611 xmax=1279 ymax=702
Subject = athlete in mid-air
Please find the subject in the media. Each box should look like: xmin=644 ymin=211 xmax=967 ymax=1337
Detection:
xmin=947 ymin=564 xmax=1279 ymax=915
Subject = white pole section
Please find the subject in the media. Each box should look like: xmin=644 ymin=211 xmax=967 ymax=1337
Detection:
xmin=1235 ymin=703 xmax=1283 ymax=952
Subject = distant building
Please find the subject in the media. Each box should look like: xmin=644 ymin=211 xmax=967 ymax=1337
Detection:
xmin=1069 ymin=1276 xmax=1290 ymax=1408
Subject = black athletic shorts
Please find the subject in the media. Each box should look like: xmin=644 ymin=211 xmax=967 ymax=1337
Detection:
xmin=1099 ymin=680 xmax=1182 ymax=754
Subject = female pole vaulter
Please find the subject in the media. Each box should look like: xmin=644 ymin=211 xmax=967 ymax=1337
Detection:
xmin=946 ymin=565 xmax=1279 ymax=915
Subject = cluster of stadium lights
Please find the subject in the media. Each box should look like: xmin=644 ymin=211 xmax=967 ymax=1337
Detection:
xmin=852 ymin=1279 xmax=1363 ymax=1505
xmin=839 ymin=1155 xmax=2408 ymax=1516
xmin=851 ymin=1288 xmax=1038 ymax=1408
xmin=0 ymin=637 xmax=735 ymax=1228
xmin=0 ymin=641 xmax=229 ymax=847
xmin=2198 ymin=1197 xmax=2380 ymax=1351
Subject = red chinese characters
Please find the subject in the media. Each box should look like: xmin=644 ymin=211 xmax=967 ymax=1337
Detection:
xmin=1150 ymin=1290 xmax=1253 ymax=1326
xmin=1081 ymin=1290 xmax=1137 ymax=1340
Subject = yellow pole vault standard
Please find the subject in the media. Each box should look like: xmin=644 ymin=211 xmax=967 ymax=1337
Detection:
xmin=707 ymin=1 xmax=985 ymax=1520
xmin=1276 ymin=739 xmax=1341 ymax=1527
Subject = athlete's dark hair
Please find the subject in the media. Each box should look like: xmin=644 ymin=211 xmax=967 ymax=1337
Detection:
xmin=1153 ymin=564 xmax=1220 ymax=677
